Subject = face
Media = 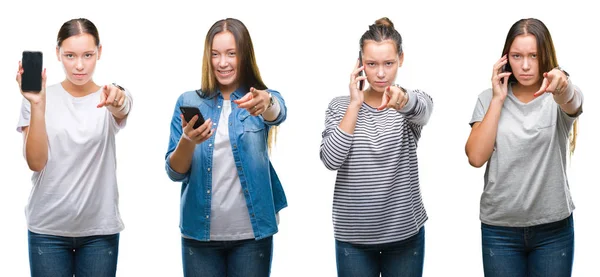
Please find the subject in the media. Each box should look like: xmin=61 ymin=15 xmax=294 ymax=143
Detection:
xmin=508 ymin=34 xmax=540 ymax=87
xmin=56 ymin=33 xmax=101 ymax=86
xmin=362 ymin=39 xmax=403 ymax=93
xmin=211 ymin=31 xmax=238 ymax=93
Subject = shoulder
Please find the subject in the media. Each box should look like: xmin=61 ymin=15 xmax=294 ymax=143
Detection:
xmin=476 ymin=88 xmax=493 ymax=102
xmin=175 ymin=90 xmax=203 ymax=104
xmin=327 ymin=95 xmax=350 ymax=109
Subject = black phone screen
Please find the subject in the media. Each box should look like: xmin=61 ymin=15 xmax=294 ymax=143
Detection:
xmin=179 ymin=106 xmax=206 ymax=129
xmin=21 ymin=51 xmax=43 ymax=92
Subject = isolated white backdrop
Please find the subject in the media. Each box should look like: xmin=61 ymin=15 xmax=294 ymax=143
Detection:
xmin=1 ymin=0 xmax=598 ymax=276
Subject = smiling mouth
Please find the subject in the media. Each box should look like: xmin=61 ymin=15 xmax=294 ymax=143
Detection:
xmin=218 ymin=70 xmax=233 ymax=75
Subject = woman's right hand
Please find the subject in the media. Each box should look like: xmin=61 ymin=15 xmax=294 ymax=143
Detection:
xmin=181 ymin=115 xmax=213 ymax=144
xmin=491 ymin=55 xmax=512 ymax=102
xmin=16 ymin=61 xmax=46 ymax=105
xmin=349 ymin=59 xmax=367 ymax=107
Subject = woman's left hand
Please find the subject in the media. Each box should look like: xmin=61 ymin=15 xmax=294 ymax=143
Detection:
xmin=377 ymin=85 xmax=408 ymax=111
xmin=534 ymin=68 xmax=569 ymax=97
xmin=234 ymin=87 xmax=270 ymax=116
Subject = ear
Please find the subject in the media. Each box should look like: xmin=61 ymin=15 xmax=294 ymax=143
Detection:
xmin=97 ymin=45 xmax=103 ymax=60
xmin=56 ymin=46 xmax=61 ymax=61
xmin=398 ymin=52 xmax=405 ymax=67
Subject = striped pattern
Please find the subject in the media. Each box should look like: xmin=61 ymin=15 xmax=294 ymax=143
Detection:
xmin=320 ymin=89 xmax=433 ymax=244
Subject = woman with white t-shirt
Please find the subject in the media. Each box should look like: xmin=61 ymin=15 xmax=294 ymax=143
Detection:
xmin=165 ymin=18 xmax=287 ymax=277
xmin=15 ymin=18 xmax=132 ymax=277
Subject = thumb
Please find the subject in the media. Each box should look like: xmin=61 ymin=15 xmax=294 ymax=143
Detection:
xmin=377 ymin=87 xmax=391 ymax=110
xmin=97 ymin=85 xmax=108 ymax=108
xmin=534 ymin=77 xmax=549 ymax=97
xmin=180 ymin=114 xmax=188 ymax=128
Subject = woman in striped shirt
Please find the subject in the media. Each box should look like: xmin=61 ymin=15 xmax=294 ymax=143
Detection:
xmin=320 ymin=17 xmax=433 ymax=277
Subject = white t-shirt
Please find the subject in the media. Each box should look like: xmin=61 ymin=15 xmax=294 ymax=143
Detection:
xmin=209 ymin=100 xmax=255 ymax=241
xmin=16 ymin=83 xmax=130 ymax=237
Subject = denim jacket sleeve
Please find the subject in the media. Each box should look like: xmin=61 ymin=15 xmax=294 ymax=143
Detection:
xmin=262 ymin=89 xmax=286 ymax=126
xmin=165 ymin=95 xmax=189 ymax=182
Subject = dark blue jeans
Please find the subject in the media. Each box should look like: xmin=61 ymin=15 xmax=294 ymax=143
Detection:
xmin=481 ymin=214 xmax=574 ymax=277
xmin=335 ymin=226 xmax=425 ymax=277
xmin=28 ymin=230 xmax=119 ymax=277
xmin=182 ymin=236 xmax=273 ymax=277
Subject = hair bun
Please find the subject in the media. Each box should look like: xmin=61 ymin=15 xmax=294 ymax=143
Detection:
xmin=375 ymin=17 xmax=394 ymax=28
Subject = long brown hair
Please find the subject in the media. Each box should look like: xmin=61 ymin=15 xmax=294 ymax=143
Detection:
xmin=200 ymin=18 xmax=277 ymax=152
xmin=501 ymin=18 xmax=578 ymax=155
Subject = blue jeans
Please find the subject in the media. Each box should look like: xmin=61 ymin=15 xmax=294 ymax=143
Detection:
xmin=481 ymin=214 xmax=574 ymax=277
xmin=182 ymin=236 xmax=273 ymax=277
xmin=28 ymin=230 xmax=119 ymax=277
xmin=335 ymin=226 xmax=425 ymax=277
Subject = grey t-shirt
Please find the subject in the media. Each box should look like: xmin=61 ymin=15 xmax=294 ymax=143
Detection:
xmin=470 ymin=83 xmax=582 ymax=227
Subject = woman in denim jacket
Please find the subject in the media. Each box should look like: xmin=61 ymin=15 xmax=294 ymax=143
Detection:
xmin=164 ymin=18 xmax=287 ymax=277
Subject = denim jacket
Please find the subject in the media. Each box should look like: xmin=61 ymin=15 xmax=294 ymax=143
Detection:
xmin=165 ymin=87 xmax=288 ymax=241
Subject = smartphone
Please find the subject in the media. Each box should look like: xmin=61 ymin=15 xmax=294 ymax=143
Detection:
xmin=358 ymin=51 xmax=365 ymax=91
xmin=21 ymin=51 xmax=43 ymax=92
xmin=179 ymin=106 xmax=205 ymax=129
xmin=500 ymin=56 xmax=512 ymax=84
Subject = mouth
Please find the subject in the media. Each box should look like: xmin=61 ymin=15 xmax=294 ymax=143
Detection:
xmin=73 ymin=73 xmax=87 ymax=79
xmin=519 ymin=74 xmax=534 ymax=79
xmin=373 ymin=81 xmax=388 ymax=86
xmin=217 ymin=69 xmax=234 ymax=77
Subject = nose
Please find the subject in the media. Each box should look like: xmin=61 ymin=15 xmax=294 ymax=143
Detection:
xmin=522 ymin=58 xmax=531 ymax=71
xmin=376 ymin=66 xmax=386 ymax=78
xmin=76 ymin=57 xmax=84 ymax=71
xmin=219 ymin=55 xmax=228 ymax=67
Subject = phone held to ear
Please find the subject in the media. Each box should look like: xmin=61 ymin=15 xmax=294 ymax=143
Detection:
xmin=21 ymin=51 xmax=43 ymax=93
xmin=179 ymin=106 xmax=205 ymax=129
xmin=358 ymin=50 xmax=364 ymax=91
xmin=500 ymin=58 xmax=512 ymax=84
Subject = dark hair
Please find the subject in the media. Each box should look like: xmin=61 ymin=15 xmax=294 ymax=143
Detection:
xmin=501 ymin=18 xmax=557 ymax=84
xmin=57 ymin=18 xmax=100 ymax=47
xmin=359 ymin=17 xmax=403 ymax=55
xmin=200 ymin=18 xmax=266 ymax=97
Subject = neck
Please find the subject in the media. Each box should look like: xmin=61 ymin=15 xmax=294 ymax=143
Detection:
xmin=219 ymin=85 xmax=237 ymax=100
xmin=512 ymin=80 xmax=542 ymax=96
xmin=61 ymin=79 xmax=99 ymax=97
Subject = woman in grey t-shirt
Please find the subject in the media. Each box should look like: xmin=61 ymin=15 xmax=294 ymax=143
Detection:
xmin=466 ymin=18 xmax=583 ymax=277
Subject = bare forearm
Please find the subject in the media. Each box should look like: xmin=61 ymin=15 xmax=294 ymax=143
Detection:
xmin=466 ymin=98 xmax=503 ymax=167
xmin=338 ymin=104 xmax=361 ymax=134
xmin=25 ymin=104 xmax=48 ymax=171
xmin=168 ymin=137 xmax=197 ymax=174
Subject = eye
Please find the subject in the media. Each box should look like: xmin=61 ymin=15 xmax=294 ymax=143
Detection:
xmin=211 ymin=52 xmax=218 ymax=57
xmin=366 ymin=63 xmax=375 ymax=67
xmin=385 ymin=62 xmax=393 ymax=66
xmin=531 ymin=54 xmax=537 ymax=59
xmin=65 ymin=54 xmax=74 ymax=58
xmin=84 ymin=53 xmax=93 ymax=58
xmin=227 ymin=51 xmax=236 ymax=57
xmin=511 ymin=54 xmax=521 ymax=59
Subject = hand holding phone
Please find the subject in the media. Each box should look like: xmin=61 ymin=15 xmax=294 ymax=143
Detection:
xmin=21 ymin=51 xmax=43 ymax=93
xmin=180 ymin=106 xmax=206 ymax=129
xmin=358 ymin=51 xmax=365 ymax=91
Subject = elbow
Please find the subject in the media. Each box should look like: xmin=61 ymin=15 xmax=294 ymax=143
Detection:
xmin=468 ymin=157 xmax=486 ymax=168
xmin=27 ymin=161 xmax=45 ymax=172
xmin=320 ymin=154 xmax=341 ymax=171
xmin=466 ymin=152 xmax=486 ymax=168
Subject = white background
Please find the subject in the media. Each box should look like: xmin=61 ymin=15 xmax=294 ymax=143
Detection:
xmin=1 ymin=0 xmax=598 ymax=276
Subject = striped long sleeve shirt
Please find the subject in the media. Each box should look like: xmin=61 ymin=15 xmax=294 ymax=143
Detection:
xmin=320 ymin=88 xmax=433 ymax=244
